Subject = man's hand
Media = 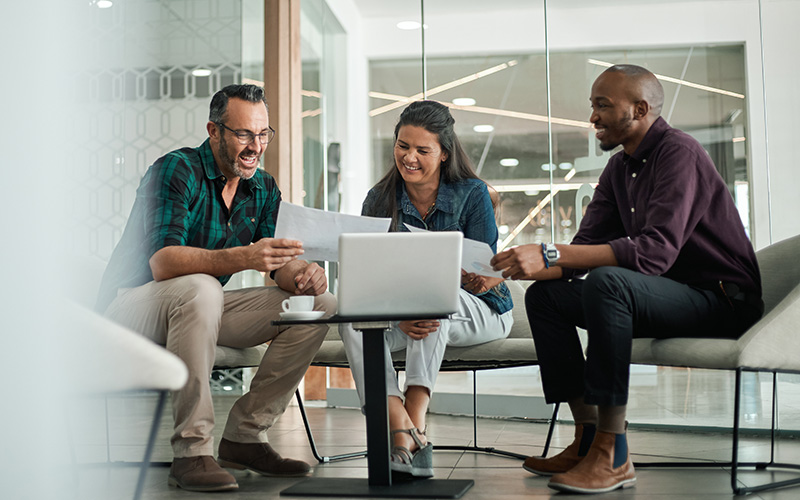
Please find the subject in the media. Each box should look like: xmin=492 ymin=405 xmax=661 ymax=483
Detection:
xmin=293 ymin=262 xmax=328 ymax=296
xmin=246 ymin=238 xmax=304 ymax=272
xmin=461 ymin=270 xmax=504 ymax=295
xmin=398 ymin=320 xmax=440 ymax=340
xmin=491 ymin=244 xmax=548 ymax=280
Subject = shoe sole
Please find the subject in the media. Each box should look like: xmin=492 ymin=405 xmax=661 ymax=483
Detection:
xmin=522 ymin=464 xmax=558 ymax=477
xmin=168 ymin=475 xmax=238 ymax=492
xmin=548 ymin=477 xmax=636 ymax=494
xmin=217 ymin=457 xmax=311 ymax=478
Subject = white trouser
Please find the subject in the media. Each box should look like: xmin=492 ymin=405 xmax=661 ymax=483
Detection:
xmin=339 ymin=288 xmax=514 ymax=406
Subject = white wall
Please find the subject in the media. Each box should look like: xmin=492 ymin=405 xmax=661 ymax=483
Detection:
xmin=327 ymin=0 xmax=372 ymax=215
xmin=344 ymin=0 xmax=800 ymax=248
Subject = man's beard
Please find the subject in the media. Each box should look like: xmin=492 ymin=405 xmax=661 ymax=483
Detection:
xmin=219 ymin=134 xmax=258 ymax=180
xmin=599 ymin=112 xmax=634 ymax=152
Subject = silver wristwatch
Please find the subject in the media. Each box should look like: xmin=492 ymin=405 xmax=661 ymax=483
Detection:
xmin=544 ymin=242 xmax=560 ymax=267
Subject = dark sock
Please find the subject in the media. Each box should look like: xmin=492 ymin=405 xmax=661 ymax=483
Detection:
xmin=613 ymin=432 xmax=628 ymax=468
xmin=577 ymin=424 xmax=596 ymax=456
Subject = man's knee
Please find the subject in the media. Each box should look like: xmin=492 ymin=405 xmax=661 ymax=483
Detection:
xmin=171 ymin=274 xmax=225 ymax=316
xmin=582 ymin=267 xmax=631 ymax=302
xmin=314 ymin=291 xmax=337 ymax=315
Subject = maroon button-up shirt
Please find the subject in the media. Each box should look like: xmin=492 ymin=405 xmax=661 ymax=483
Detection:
xmin=567 ymin=117 xmax=761 ymax=296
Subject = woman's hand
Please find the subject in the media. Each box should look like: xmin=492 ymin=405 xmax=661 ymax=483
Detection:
xmin=461 ymin=270 xmax=504 ymax=295
xmin=398 ymin=320 xmax=440 ymax=340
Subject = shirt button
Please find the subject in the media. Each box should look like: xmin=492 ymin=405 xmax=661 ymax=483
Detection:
xmin=642 ymin=159 xmax=647 ymax=163
xmin=251 ymin=218 xmax=255 ymax=222
xmin=632 ymin=173 xmax=637 ymax=178
xmin=631 ymin=208 xmax=635 ymax=213
xmin=227 ymin=222 xmax=231 ymax=227
xmin=221 ymin=176 xmax=226 ymax=181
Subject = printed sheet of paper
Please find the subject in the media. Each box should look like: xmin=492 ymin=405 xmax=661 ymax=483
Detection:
xmin=404 ymin=224 xmax=504 ymax=278
xmin=274 ymin=202 xmax=391 ymax=262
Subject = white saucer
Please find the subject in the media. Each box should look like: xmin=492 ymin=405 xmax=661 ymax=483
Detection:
xmin=279 ymin=310 xmax=325 ymax=321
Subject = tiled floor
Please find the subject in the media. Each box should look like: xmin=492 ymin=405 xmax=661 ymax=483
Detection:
xmin=63 ymin=367 xmax=800 ymax=500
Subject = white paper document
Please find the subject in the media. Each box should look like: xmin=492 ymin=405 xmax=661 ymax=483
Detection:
xmin=404 ymin=224 xmax=505 ymax=278
xmin=274 ymin=202 xmax=391 ymax=262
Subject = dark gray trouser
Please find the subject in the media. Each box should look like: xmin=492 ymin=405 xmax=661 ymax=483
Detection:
xmin=525 ymin=267 xmax=761 ymax=406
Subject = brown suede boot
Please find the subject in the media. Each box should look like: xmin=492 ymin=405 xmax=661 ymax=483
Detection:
xmin=523 ymin=423 xmax=595 ymax=476
xmin=548 ymin=429 xmax=636 ymax=494
xmin=218 ymin=438 xmax=311 ymax=477
xmin=168 ymin=456 xmax=238 ymax=492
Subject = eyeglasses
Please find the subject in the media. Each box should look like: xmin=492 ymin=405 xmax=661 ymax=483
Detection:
xmin=216 ymin=122 xmax=276 ymax=146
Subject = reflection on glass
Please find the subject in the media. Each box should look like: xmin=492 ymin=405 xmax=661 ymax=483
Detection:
xmin=370 ymin=46 xmax=749 ymax=248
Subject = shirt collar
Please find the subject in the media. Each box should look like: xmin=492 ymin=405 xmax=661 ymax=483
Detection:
xmin=199 ymin=138 xmax=262 ymax=191
xmin=627 ymin=116 xmax=671 ymax=163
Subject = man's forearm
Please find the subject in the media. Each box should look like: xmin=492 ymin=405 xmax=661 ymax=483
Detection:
xmin=273 ymin=259 xmax=306 ymax=293
xmin=557 ymin=243 xmax=618 ymax=270
xmin=149 ymin=245 xmax=248 ymax=281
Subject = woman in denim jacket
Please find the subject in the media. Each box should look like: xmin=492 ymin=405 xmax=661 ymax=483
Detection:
xmin=340 ymin=100 xmax=514 ymax=478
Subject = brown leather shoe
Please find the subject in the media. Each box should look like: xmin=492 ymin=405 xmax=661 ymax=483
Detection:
xmin=168 ymin=456 xmax=238 ymax=492
xmin=548 ymin=429 xmax=636 ymax=494
xmin=218 ymin=438 xmax=311 ymax=477
xmin=523 ymin=423 xmax=595 ymax=476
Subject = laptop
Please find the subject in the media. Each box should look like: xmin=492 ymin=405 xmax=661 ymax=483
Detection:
xmin=337 ymin=232 xmax=463 ymax=319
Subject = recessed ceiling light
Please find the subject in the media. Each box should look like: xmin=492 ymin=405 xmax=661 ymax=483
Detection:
xmin=452 ymin=97 xmax=476 ymax=106
xmin=473 ymin=124 xmax=494 ymax=133
xmin=96 ymin=0 xmax=113 ymax=8
xmin=541 ymin=163 xmax=556 ymax=171
xmin=500 ymin=158 xmax=519 ymax=167
xmin=192 ymin=68 xmax=213 ymax=77
xmin=558 ymin=162 xmax=573 ymax=170
xmin=397 ymin=21 xmax=421 ymax=30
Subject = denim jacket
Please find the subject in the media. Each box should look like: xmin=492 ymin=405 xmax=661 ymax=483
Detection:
xmin=362 ymin=177 xmax=513 ymax=315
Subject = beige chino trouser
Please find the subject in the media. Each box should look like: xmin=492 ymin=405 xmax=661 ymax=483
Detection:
xmin=105 ymin=273 xmax=336 ymax=457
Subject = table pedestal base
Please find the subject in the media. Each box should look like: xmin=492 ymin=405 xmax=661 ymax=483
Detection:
xmin=281 ymin=478 xmax=474 ymax=498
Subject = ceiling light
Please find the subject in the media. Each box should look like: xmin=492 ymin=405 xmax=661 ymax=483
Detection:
xmin=96 ymin=0 xmax=113 ymax=8
xmin=192 ymin=68 xmax=212 ymax=77
xmin=452 ymin=97 xmax=476 ymax=106
xmin=397 ymin=21 xmax=421 ymax=30
xmin=498 ymin=225 xmax=510 ymax=235
xmin=500 ymin=158 xmax=519 ymax=167
xmin=541 ymin=163 xmax=556 ymax=171
xmin=564 ymin=168 xmax=577 ymax=182
xmin=369 ymin=59 xmax=518 ymax=117
xmin=558 ymin=162 xmax=573 ymax=170
xmin=473 ymin=124 xmax=494 ymax=133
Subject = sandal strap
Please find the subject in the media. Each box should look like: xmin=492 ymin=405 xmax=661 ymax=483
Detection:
xmin=390 ymin=427 xmax=426 ymax=448
xmin=390 ymin=445 xmax=414 ymax=464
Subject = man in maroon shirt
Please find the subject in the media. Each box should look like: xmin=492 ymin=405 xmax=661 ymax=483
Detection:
xmin=492 ymin=65 xmax=762 ymax=494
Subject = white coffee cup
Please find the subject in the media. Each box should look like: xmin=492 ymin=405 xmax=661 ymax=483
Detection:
xmin=282 ymin=295 xmax=315 ymax=313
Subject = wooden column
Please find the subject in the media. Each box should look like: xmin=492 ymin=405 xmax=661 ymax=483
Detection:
xmin=263 ymin=0 xmax=331 ymax=400
xmin=263 ymin=0 xmax=302 ymax=203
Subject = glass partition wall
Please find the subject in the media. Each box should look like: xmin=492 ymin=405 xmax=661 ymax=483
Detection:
xmin=361 ymin=0 xmax=796 ymax=429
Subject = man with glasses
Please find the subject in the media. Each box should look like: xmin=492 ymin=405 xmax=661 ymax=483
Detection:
xmin=97 ymin=84 xmax=335 ymax=492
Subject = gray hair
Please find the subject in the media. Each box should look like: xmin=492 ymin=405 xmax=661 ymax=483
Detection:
xmin=209 ymin=84 xmax=268 ymax=123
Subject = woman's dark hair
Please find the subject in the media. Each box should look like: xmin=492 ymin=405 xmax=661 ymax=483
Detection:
xmin=369 ymin=100 xmax=482 ymax=228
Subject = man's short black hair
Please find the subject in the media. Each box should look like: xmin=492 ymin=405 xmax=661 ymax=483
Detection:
xmin=209 ymin=84 xmax=268 ymax=123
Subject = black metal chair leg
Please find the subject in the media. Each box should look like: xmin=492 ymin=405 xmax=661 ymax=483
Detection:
xmin=295 ymin=389 xmax=367 ymax=463
xmin=542 ymin=402 xmax=560 ymax=457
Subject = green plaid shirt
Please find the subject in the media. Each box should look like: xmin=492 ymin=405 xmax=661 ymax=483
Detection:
xmin=96 ymin=139 xmax=281 ymax=312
